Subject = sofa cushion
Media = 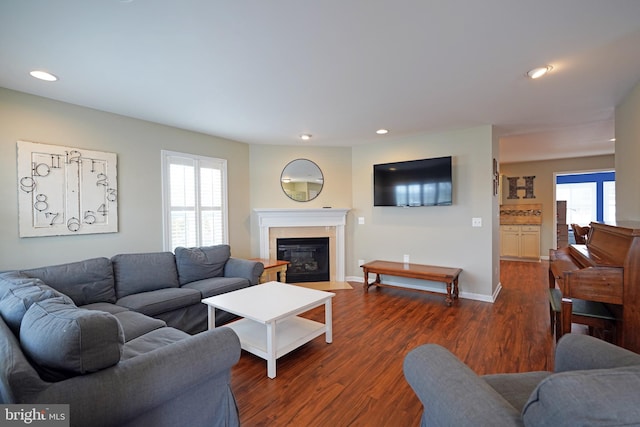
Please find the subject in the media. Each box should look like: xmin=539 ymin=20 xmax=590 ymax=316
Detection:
xmin=80 ymin=302 xmax=167 ymax=342
xmin=0 ymin=279 xmax=74 ymax=334
xmin=174 ymin=245 xmax=231 ymax=285
xmin=121 ymin=327 xmax=191 ymax=360
xmin=111 ymin=311 xmax=167 ymax=342
xmin=20 ymin=297 xmax=124 ymax=381
xmin=80 ymin=302 xmax=129 ymax=314
xmin=522 ymin=365 xmax=640 ymax=426
xmin=116 ymin=287 xmax=201 ymax=317
xmin=182 ymin=277 xmax=250 ymax=298
xmin=112 ymin=252 xmax=179 ymax=299
xmin=22 ymin=257 xmax=116 ymax=305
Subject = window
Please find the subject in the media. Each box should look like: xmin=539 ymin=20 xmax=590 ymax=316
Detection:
xmin=603 ymin=181 xmax=616 ymax=223
xmin=556 ymin=182 xmax=597 ymax=225
xmin=556 ymin=171 xmax=615 ymax=243
xmin=161 ymin=150 xmax=228 ymax=251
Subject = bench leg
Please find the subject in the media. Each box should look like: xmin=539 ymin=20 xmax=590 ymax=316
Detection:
xmin=445 ymin=282 xmax=453 ymax=306
xmin=547 ymin=289 xmax=561 ymax=340
xmin=374 ymin=273 xmax=381 ymax=288
xmin=363 ymin=270 xmax=369 ymax=293
xmin=363 ymin=271 xmax=382 ymax=292
xmin=560 ymin=298 xmax=573 ymax=341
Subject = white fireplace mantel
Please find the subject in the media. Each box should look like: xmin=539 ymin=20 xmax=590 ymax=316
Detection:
xmin=254 ymin=208 xmax=350 ymax=281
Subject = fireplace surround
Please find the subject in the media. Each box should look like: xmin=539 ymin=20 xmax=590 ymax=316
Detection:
xmin=254 ymin=208 xmax=349 ymax=282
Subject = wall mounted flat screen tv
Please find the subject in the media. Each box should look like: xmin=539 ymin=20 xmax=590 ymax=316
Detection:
xmin=373 ymin=156 xmax=452 ymax=207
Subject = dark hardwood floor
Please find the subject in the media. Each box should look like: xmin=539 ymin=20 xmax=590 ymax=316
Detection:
xmin=231 ymin=260 xmax=557 ymax=426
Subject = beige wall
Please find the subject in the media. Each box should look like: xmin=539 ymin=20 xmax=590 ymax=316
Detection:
xmin=249 ymin=131 xmax=501 ymax=300
xmin=499 ymin=155 xmax=615 ymax=257
xmin=350 ymin=126 xmax=499 ymax=300
xmin=615 ymin=79 xmax=640 ymax=221
xmin=0 ymin=88 xmax=253 ymax=269
xmin=248 ymin=144 xmax=352 ymax=255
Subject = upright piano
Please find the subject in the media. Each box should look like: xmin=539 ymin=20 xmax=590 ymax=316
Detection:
xmin=549 ymin=221 xmax=640 ymax=352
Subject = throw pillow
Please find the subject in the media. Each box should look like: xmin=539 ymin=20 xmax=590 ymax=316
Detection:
xmin=20 ymin=297 xmax=124 ymax=381
xmin=0 ymin=280 xmax=74 ymax=334
xmin=0 ymin=271 xmax=36 ymax=299
xmin=174 ymin=245 xmax=231 ymax=285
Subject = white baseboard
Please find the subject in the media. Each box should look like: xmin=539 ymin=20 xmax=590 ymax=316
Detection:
xmin=346 ymin=275 xmax=497 ymax=303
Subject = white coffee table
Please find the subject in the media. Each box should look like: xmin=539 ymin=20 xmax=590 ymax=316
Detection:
xmin=202 ymin=281 xmax=335 ymax=378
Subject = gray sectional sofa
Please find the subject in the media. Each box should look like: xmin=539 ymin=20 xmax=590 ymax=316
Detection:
xmin=404 ymin=334 xmax=640 ymax=426
xmin=0 ymin=245 xmax=264 ymax=427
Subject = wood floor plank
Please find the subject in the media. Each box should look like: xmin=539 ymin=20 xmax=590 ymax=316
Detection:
xmin=231 ymin=260 xmax=557 ymax=426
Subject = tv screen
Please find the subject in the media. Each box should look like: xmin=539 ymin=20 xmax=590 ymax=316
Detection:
xmin=373 ymin=156 xmax=452 ymax=207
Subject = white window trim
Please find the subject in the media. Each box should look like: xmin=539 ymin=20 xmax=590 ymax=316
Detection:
xmin=161 ymin=150 xmax=228 ymax=251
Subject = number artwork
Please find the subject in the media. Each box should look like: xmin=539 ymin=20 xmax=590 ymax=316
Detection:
xmin=17 ymin=140 xmax=118 ymax=237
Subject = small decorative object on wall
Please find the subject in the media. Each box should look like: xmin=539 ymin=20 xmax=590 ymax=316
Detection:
xmin=506 ymin=176 xmax=536 ymax=199
xmin=17 ymin=140 xmax=118 ymax=237
xmin=493 ymin=158 xmax=499 ymax=196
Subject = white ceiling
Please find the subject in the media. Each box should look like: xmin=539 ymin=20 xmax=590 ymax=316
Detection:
xmin=1 ymin=1 xmax=640 ymax=163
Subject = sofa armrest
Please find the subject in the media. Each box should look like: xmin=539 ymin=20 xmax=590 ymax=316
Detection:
xmin=403 ymin=344 xmax=522 ymax=427
xmin=29 ymin=327 xmax=241 ymax=427
xmin=224 ymin=258 xmax=264 ymax=285
xmin=554 ymin=333 xmax=640 ymax=373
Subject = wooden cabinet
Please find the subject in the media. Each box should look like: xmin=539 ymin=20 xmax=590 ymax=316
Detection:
xmin=520 ymin=226 xmax=541 ymax=258
xmin=501 ymin=225 xmax=521 ymax=257
xmin=500 ymin=225 xmax=540 ymax=259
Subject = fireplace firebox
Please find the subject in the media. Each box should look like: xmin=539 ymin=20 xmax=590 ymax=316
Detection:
xmin=277 ymin=237 xmax=330 ymax=283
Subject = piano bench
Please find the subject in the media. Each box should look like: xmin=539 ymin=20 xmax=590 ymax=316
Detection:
xmin=548 ymin=288 xmax=617 ymax=343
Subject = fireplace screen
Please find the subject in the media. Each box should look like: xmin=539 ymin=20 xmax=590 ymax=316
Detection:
xmin=277 ymin=237 xmax=330 ymax=283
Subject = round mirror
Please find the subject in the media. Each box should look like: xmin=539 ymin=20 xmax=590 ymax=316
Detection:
xmin=280 ymin=159 xmax=324 ymax=202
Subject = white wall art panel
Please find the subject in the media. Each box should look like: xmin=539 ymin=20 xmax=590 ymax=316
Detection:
xmin=17 ymin=140 xmax=118 ymax=237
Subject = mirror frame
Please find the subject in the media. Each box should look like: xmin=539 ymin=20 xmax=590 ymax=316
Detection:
xmin=280 ymin=159 xmax=324 ymax=202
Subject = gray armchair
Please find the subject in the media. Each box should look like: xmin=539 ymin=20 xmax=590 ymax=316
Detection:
xmin=403 ymin=334 xmax=640 ymax=426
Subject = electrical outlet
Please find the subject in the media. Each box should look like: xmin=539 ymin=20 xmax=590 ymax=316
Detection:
xmin=472 ymin=217 xmax=482 ymax=227
xmin=403 ymin=254 xmax=410 ymax=263
xmin=358 ymin=259 xmax=365 ymax=267
xmin=358 ymin=217 xmax=365 ymax=225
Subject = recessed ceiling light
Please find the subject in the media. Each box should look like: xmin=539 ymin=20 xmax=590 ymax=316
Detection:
xmin=300 ymin=134 xmax=312 ymax=141
xmin=376 ymin=129 xmax=389 ymax=135
xmin=609 ymin=138 xmax=616 ymax=142
xmin=526 ymin=65 xmax=553 ymax=79
xmin=29 ymin=70 xmax=58 ymax=82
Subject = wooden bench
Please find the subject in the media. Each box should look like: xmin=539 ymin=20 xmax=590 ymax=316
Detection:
xmin=548 ymin=288 xmax=617 ymax=343
xmin=361 ymin=260 xmax=462 ymax=306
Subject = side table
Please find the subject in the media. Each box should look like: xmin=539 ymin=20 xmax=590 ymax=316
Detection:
xmin=250 ymin=258 xmax=290 ymax=283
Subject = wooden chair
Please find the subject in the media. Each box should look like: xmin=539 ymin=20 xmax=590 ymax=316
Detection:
xmin=570 ymin=223 xmax=590 ymax=244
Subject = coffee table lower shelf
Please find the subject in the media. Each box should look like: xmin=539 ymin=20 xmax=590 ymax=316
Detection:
xmin=226 ymin=316 xmax=328 ymax=377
